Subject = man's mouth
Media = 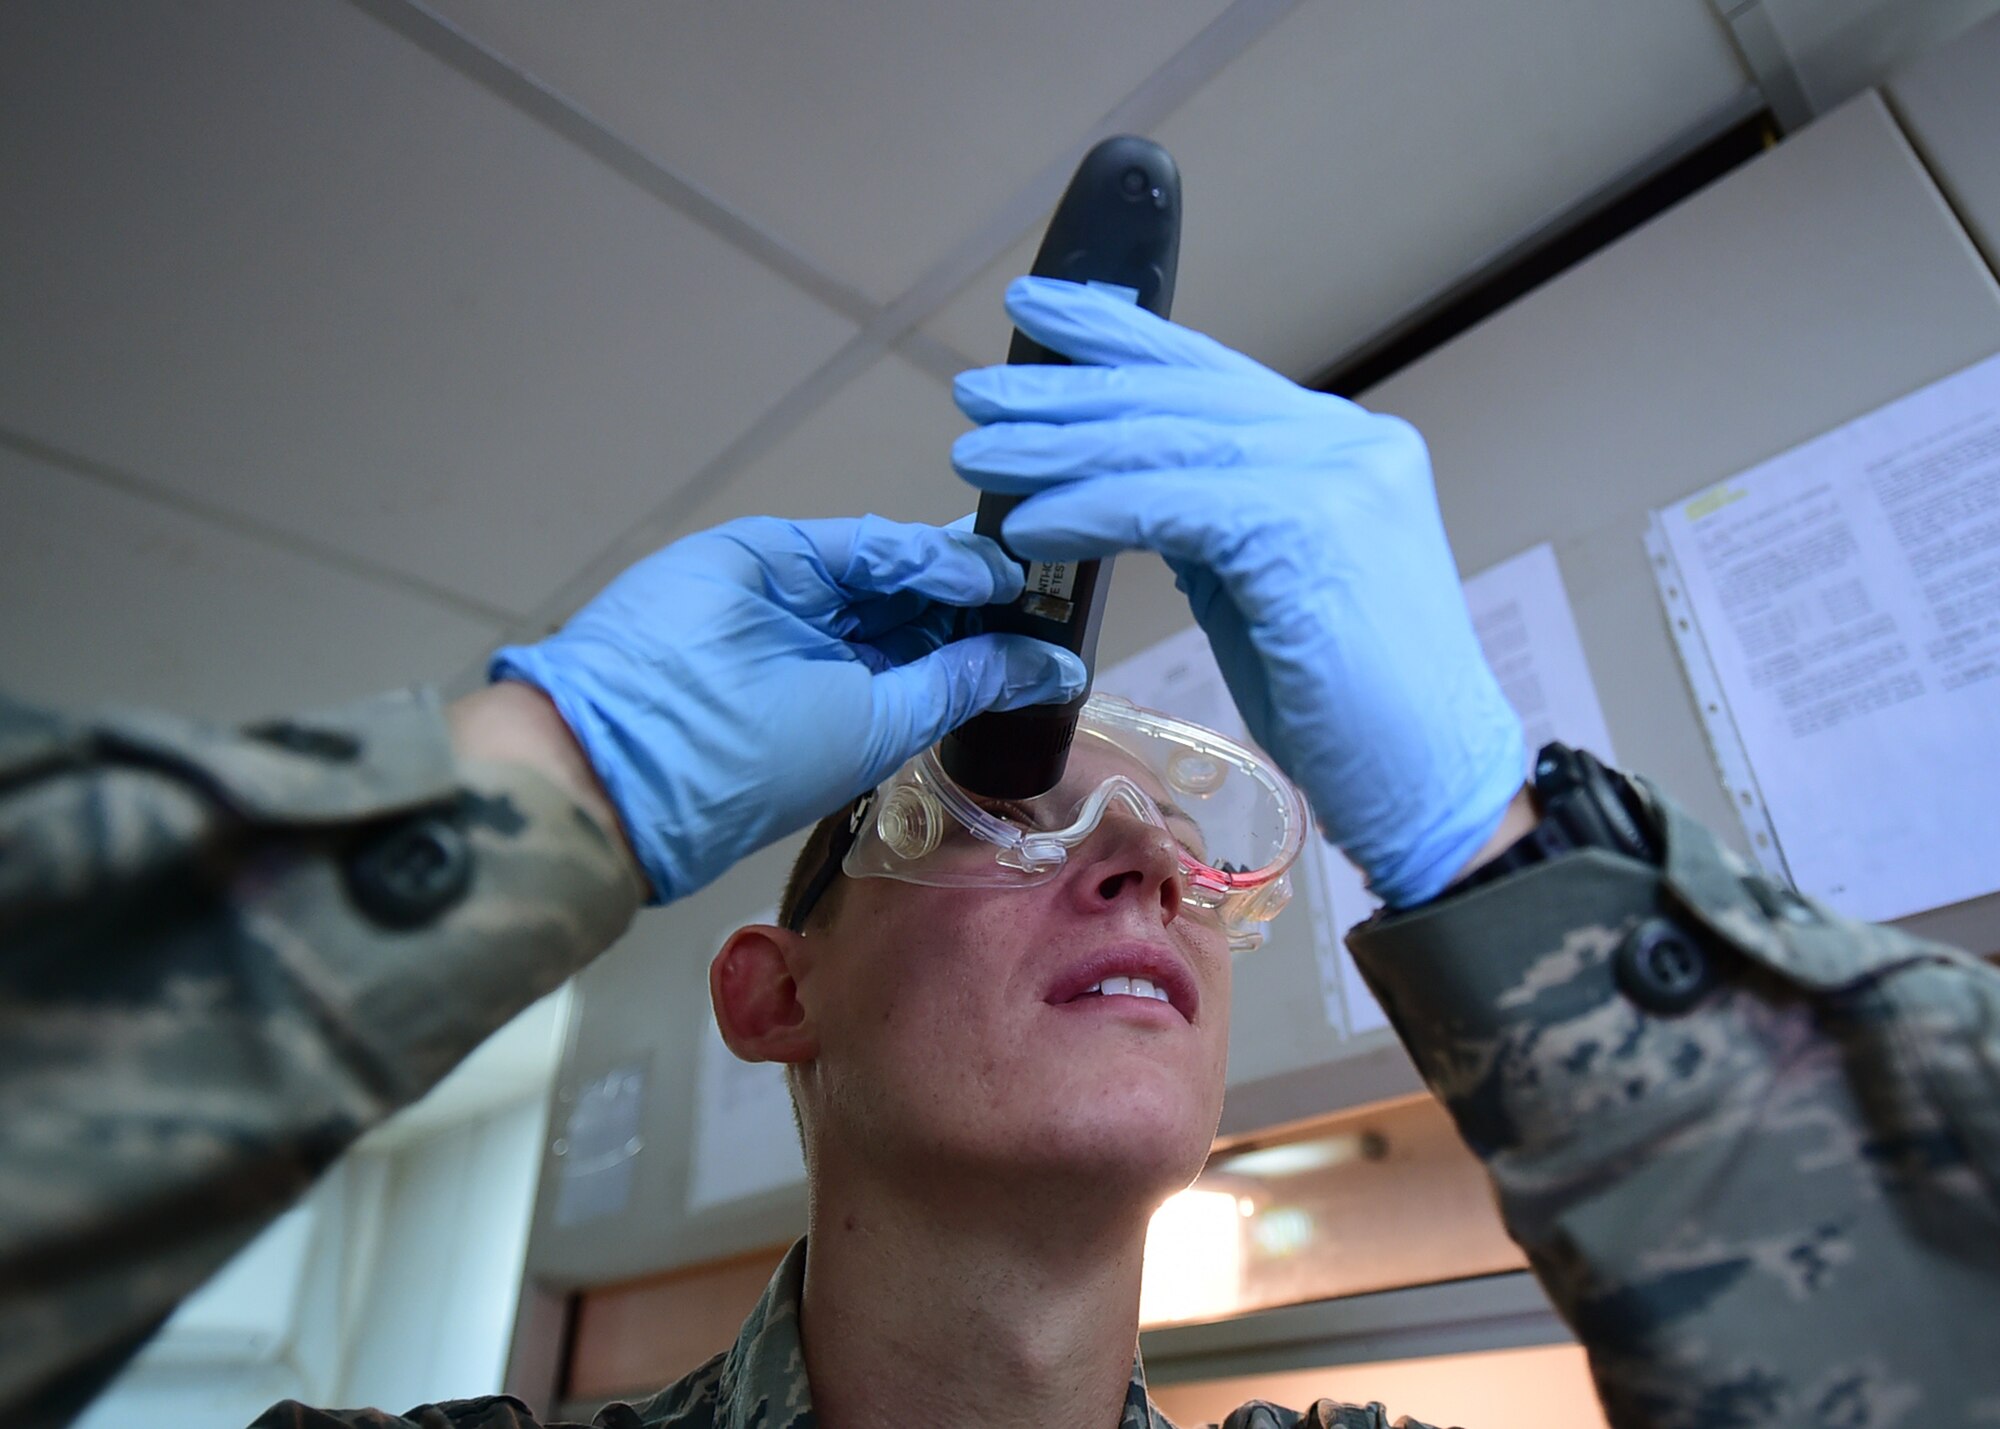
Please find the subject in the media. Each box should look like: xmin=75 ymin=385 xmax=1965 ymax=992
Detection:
xmin=1070 ymin=975 xmax=1174 ymax=1005
xmin=1046 ymin=948 xmax=1199 ymax=1020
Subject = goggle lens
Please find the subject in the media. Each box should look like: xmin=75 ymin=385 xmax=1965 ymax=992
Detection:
xmin=840 ymin=696 xmax=1310 ymax=950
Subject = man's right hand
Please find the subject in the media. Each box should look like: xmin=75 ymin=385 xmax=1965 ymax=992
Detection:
xmin=952 ymin=277 xmax=1525 ymax=908
xmin=492 ymin=515 xmax=1085 ymax=904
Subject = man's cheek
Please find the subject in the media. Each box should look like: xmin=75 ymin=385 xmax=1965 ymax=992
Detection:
xmin=860 ymin=919 xmax=985 ymax=1046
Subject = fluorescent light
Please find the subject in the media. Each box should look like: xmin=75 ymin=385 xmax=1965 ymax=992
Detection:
xmin=1213 ymin=1132 xmax=1358 ymax=1179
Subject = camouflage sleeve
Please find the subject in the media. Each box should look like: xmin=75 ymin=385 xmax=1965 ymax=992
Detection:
xmin=0 ymin=688 xmax=643 ymax=1427
xmin=1346 ymin=777 xmax=2000 ymax=1427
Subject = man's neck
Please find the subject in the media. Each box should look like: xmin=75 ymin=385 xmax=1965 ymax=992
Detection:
xmin=799 ymin=1166 xmax=1152 ymax=1429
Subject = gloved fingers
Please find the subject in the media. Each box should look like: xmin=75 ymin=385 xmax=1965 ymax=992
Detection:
xmin=860 ymin=629 xmax=935 ymax=671
xmin=1003 ymin=276 xmax=1271 ymax=378
xmin=857 ymin=603 xmax=960 ymax=667
xmin=955 ymin=412 xmax=1326 ymax=488
xmin=1167 ymin=556 xmax=1229 ymax=628
xmin=954 ymin=364 xmax=1297 ymax=427
xmin=835 ymin=588 xmax=932 ymax=643
xmin=1167 ymin=576 xmax=1284 ymax=759
xmin=866 ymin=634 xmax=1089 ymax=773
xmin=795 ymin=515 xmax=1025 ymax=608
xmin=993 ymin=469 xmax=1264 ymax=567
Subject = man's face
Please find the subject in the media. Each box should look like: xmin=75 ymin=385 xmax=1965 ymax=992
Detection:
xmin=794 ymin=739 xmax=1232 ymax=1208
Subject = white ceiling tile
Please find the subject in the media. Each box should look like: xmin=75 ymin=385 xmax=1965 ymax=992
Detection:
xmin=925 ymin=0 xmax=1750 ymax=380
xmin=0 ymin=1 xmax=855 ymax=618
xmin=669 ymin=351 xmax=974 ymax=537
xmin=1740 ymin=0 xmax=2000 ymax=115
xmin=1887 ymin=8 xmax=2000 ymax=270
xmin=923 ymin=228 xmax=1047 ymax=371
xmin=423 ymin=0 xmax=1238 ymax=303
xmin=0 ymin=444 xmax=500 ymax=724
xmin=432 ymin=349 xmax=1031 ymax=695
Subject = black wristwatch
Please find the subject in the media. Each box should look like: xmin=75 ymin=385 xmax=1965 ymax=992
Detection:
xmin=1437 ymin=742 xmax=1662 ymax=901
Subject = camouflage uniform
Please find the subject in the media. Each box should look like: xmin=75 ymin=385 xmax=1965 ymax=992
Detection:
xmin=1352 ymin=776 xmax=2000 ymax=1427
xmin=3 ymin=689 xmax=1997 ymax=1427
xmin=0 ymin=690 xmax=642 ymax=1428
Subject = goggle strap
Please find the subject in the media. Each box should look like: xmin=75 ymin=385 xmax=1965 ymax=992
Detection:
xmin=785 ymin=791 xmax=873 ymax=933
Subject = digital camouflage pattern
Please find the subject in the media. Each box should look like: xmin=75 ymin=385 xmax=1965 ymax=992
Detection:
xmin=0 ymin=689 xmax=643 ymax=1429
xmin=1350 ymin=775 xmax=2000 ymax=1428
xmin=5 ymin=681 xmax=1998 ymax=1429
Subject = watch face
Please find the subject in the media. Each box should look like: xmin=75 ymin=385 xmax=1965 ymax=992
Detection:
xmin=1542 ymin=744 xmax=1659 ymax=865
xmin=1444 ymin=744 xmax=1658 ymax=903
xmin=1533 ymin=741 xmax=1587 ymax=796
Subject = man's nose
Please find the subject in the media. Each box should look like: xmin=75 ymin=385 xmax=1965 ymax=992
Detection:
xmin=1066 ymin=811 xmax=1185 ymax=924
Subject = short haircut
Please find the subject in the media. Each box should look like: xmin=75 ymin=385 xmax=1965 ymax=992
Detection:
xmin=778 ymin=803 xmax=856 ymax=933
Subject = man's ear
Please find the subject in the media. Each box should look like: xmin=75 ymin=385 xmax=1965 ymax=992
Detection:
xmin=710 ymin=924 xmax=819 ymax=1065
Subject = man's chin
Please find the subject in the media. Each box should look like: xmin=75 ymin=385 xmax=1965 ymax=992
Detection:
xmin=843 ymin=1063 xmax=1224 ymax=1218
xmin=1024 ymin=1106 xmax=1217 ymax=1202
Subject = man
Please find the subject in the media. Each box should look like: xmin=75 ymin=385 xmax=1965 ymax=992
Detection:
xmin=690 ymin=714 xmax=1261 ymax=1429
xmin=5 ymin=280 xmax=1996 ymax=1428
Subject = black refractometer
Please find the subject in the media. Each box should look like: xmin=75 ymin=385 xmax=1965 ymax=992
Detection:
xmin=938 ymin=135 xmax=1182 ymax=799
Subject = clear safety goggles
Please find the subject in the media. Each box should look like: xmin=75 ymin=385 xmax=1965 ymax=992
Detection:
xmin=828 ymin=694 xmax=1310 ymax=951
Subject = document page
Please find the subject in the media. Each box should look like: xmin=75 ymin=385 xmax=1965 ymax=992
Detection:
xmin=1097 ymin=622 xmax=1251 ymax=744
xmin=1299 ymin=543 xmax=1617 ymax=1036
xmin=1654 ymin=351 xmax=2000 ymax=922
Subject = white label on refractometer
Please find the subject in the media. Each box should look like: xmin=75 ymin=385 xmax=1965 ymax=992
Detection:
xmin=1024 ymin=560 xmax=1077 ymax=600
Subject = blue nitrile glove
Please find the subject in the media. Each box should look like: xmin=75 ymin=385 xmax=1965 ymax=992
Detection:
xmin=492 ymin=515 xmax=1086 ymax=903
xmin=952 ymin=277 xmax=1525 ymax=907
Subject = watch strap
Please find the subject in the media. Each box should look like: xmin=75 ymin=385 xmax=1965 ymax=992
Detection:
xmin=1441 ymin=743 xmax=1660 ymax=899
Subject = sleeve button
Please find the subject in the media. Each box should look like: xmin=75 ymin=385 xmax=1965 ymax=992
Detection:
xmin=344 ymin=814 xmax=474 ymax=929
xmin=1614 ymin=917 xmax=1717 ymax=1014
